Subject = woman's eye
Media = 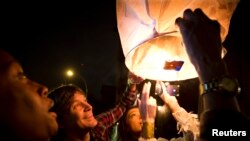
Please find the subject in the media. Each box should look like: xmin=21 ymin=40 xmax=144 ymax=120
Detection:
xmin=20 ymin=75 xmax=27 ymax=79
xmin=129 ymin=113 xmax=136 ymax=118
xmin=17 ymin=73 xmax=27 ymax=79
xmin=73 ymin=103 xmax=83 ymax=109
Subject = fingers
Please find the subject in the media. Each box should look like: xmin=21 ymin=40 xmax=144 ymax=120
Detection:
xmin=193 ymin=8 xmax=220 ymax=34
xmin=175 ymin=8 xmax=205 ymax=28
xmin=155 ymin=81 xmax=163 ymax=96
xmin=175 ymin=9 xmax=193 ymax=27
xmin=156 ymin=81 xmax=170 ymax=103
xmin=148 ymin=96 xmax=157 ymax=118
xmin=176 ymin=8 xmax=211 ymax=25
xmin=158 ymin=81 xmax=169 ymax=102
xmin=175 ymin=10 xmax=193 ymax=36
xmin=140 ymin=82 xmax=157 ymax=122
xmin=175 ymin=17 xmax=187 ymax=31
xmin=149 ymin=96 xmax=157 ymax=106
xmin=155 ymin=81 xmax=168 ymax=97
xmin=183 ymin=9 xmax=195 ymax=21
xmin=194 ymin=8 xmax=214 ymax=23
xmin=141 ymin=82 xmax=151 ymax=102
xmin=137 ymin=98 xmax=141 ymax=107
xmin=160 ymin=81 xmax=168 ymax=94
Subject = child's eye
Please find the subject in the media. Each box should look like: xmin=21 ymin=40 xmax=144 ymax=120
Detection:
xmin=129 ymin=113 xmax=137 ymax=118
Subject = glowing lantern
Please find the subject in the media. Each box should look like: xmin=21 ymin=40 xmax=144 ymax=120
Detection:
xmin=116 ymin=0 xmax=239 ymax=81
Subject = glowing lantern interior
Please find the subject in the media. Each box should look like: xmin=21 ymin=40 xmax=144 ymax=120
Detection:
xmin=116 ymin=0 xmax=239 ymax=81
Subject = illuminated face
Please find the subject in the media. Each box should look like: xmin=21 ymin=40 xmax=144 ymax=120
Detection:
xmin=126 ymin=108 xmax=142 ymax=134
xmin=0 ymin=50 xmax=58 ymax=140
xmin=62 ymin=92 xmax=97 ymax=130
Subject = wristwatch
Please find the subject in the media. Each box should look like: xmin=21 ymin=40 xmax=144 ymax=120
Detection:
xmin=201 ymin=75 xmax=241 ymax=96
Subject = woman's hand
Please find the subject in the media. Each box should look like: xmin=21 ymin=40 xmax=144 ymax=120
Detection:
xmin=156 ymin=81 xmax=180 ymax=113
xmin=138 ymin=82 xmax=157 ymax=123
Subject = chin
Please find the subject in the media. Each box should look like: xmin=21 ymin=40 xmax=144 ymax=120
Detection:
xmin=93 ymin=119 xmax=98 ymax=126
xmin=50 ymin=122 xmax=59 ymax=135
xmin=88 ymin=119 xmax=98 ymax=128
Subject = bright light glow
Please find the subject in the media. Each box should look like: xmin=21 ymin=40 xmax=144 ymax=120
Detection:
xmin=66 ymin=70 xmax=74 ymax=77
xmin=64 ymin=69 xmax=88 ymax=94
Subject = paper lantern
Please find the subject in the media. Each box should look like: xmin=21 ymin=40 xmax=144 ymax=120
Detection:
xmin=116 ymin=0 xmax=239 ymax=81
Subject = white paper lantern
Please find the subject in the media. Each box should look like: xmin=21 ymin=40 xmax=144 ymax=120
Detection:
xmin=116 ymin=0 xmax=239 ymax=81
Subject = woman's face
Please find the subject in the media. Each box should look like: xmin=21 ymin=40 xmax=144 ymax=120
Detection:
xmin=126 ymin=108 xmax=142 ymax=134
xmin=62 ymin=92 xmax=97 ymax=130
xmin=0 ymin=50 xmax=58 ymax=140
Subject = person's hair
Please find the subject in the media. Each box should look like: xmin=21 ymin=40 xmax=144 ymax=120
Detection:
xmin=0 ymin=49 xmax=17 ymax=75
xmin=117 ymin=105 xmax=138 ymax=141
xmin=48 ymin=84 xmax=86 ymax=141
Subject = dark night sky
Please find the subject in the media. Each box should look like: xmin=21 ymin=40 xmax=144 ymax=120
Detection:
xmin=2 ymin=1 xmax=128 ymax=106
xmin=2 ymin=0 xmax=250 ymax=138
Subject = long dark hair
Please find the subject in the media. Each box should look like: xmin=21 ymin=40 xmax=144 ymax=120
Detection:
xmin=117 ymin=106 xmax=139 ymax=141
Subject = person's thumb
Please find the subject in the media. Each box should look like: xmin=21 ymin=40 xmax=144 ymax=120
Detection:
xmin=137 ymin=98 xmax=141 ymax=108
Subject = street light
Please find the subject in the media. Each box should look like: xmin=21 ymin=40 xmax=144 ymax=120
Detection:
xmin=66 ymin=70 xmax=74 ymax=77
xmin=65 ymin=69 xmax=88 ymax=94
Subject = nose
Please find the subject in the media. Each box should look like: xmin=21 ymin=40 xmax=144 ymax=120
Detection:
xmin=83 ymin=102 xmax=93 ymax=112
xmin=35 ymin=82 xmax=54 ymax=108
xmin=37 ymin=83 xmax=49 ymax=97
